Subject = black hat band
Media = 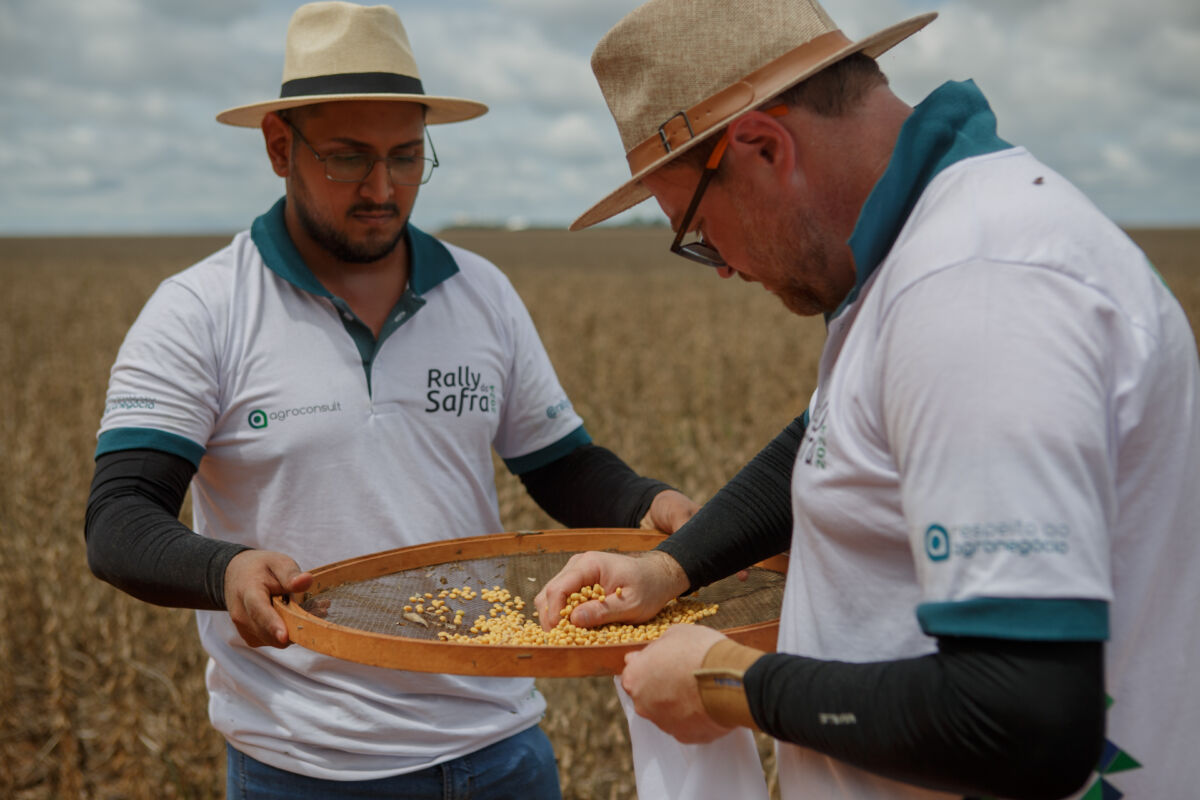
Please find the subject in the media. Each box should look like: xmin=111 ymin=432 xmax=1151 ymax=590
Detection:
xmin=280 ymin=72 xmax=425 ymax=99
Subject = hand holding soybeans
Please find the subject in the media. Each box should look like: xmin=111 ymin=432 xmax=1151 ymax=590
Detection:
xmin=533 ymin=549 xmax=690 ymax=632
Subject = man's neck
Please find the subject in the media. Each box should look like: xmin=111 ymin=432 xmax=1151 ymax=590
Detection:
xmin=286 ymin=214 xmax=412 ymax=338
xmin=844 ymin=93 xmax=914 ymax=245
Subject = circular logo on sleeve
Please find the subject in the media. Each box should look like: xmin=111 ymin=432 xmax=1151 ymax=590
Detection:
xmin=248 ymin=409 xmax=268 ymax=429
xmin=924 ymin=524 xmax=950 ymax=561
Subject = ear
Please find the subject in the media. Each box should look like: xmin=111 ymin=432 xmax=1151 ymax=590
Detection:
xmin=724 ymin=110 xmax=797 ymax=186
xmin=262 ymin=112 xmax=291 ymax=178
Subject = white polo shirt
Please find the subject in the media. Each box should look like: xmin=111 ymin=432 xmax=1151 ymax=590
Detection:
xmin=775 ymin=82 xmax=1200 ymax=798
xmin=97 ymin=198 xmax=590 ymax=779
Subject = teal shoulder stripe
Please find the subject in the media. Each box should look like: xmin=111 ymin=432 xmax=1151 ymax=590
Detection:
xmin=407 ymin=224 xmax=460 ymax=295
xmin=250 ymin=198 xmax=331 ymax=297
xmin=917 ymin=597 xmax=1109 ymax=641
xmin=503 ymin=425 xmax=592 ymax=475
xmin=95 ymin=428 xmax=206 ymax=467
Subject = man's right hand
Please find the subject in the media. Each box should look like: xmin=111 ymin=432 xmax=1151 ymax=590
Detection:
xmin=533 ymin=550 xmax=690 ymax=632
xmin=224 ymin=550 xmax=313 ymax=648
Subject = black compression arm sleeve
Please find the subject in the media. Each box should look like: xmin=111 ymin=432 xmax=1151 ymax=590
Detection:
xmin=655 ymin=416 xmax=803 ymax=593
xmin=744 ymin=637 xmax=1105 ymax=799
xmin=84 ymin=449 xmax=249 ymax=610
xmin=518 ymin=444 xmax=676 ymax=528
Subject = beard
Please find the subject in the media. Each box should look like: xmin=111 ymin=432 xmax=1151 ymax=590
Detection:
xmin=728 ymin=184 xmax=847 ymax=316
xmin=772 ymin=232 xmax=832 ymax=316
xmin=290 ymin=169 xmax=408 ymax=264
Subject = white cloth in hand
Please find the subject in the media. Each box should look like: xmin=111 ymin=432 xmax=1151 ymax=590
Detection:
xmin=616 ymin=677 xmax=770 ymax=800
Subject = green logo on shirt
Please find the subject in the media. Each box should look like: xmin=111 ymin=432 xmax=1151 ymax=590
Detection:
xmin=799 ymin=400 xmax=830 ymax=470
xmin=924 ymin=520 xmax=1071 ymax=562
xmin=925 ymin=524 xmax=950 ymax=561
xmin=247 ymin=402 xmax=343 ymax=429
xmin=546 ymin=398 xmax=571 ymax=419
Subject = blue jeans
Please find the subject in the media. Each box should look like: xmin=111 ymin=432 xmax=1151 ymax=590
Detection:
xmin=225 ymin=725 xmax=562 ymax=800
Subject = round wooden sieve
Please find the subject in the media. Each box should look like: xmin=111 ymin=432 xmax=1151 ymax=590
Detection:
xmin=273 ymin=528 xmax=786 ymax=677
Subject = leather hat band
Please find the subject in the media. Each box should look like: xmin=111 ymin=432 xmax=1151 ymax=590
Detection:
xmin=625 ymin=29 xmax=853 ymax=174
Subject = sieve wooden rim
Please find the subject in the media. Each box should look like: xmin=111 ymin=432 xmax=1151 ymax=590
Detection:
xmin=273 ymin=528 xmax=786 ymax=677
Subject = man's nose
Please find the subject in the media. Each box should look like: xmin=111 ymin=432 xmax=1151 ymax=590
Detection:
xmin=358 ymin=159 xmax=394 ymax=201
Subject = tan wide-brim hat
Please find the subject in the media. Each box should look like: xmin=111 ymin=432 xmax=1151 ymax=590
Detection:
xmin=571 ymin=0 xmax=936 ymax=230
xmin=216 ymin=1 xmax=488 ymax=127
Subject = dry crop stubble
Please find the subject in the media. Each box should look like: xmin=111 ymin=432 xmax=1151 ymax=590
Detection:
xmin=1 ymin=237 xmax=225 ymax=798
xmin=1 ymin=228 xmax=1196 ymax=799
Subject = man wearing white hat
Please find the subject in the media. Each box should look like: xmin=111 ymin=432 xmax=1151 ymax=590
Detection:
xmin=84 ymin=3 xmax=702 ymax=797
xmin=537 ymin=0 xmax=1200 ymax=798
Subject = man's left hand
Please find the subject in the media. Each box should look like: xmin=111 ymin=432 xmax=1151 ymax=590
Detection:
xmin=620 ymin=624 xmax=732 ymax=743
xmin=640 ymin=489 xmax=701 ymax=533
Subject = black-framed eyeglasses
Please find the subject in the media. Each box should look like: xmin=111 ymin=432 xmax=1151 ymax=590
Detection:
xmin=284 ymin=118 xmax=438 ymax=185
xmin=669 ymin=105 xmax=788 ymax=268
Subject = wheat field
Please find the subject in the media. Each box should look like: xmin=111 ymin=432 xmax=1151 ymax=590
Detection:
xmin=1 ymin=227 xmax=1196 ymax=799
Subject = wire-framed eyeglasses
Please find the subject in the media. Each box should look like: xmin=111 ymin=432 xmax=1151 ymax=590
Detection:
xmin=669 ymin=105 xmax=788 ymax=268
xmin=284 ymin=118 xmax=439 ymax=185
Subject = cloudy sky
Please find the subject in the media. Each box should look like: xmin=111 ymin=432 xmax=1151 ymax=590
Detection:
xmin=2 ymin=0 xmax=1197 ymax=235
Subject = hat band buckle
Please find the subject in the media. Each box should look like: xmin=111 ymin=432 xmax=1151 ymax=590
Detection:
xmin=625 ymin=29 xmax=854 ymax=175
xmin=657 ymin=111 xmax=695 ymax=153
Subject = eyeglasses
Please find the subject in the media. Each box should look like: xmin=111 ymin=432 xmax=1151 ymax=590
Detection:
xmin=669 ymin=105 xmax=788 ymax=268
xmin=284 ymin=118 xmax=439 ymax=185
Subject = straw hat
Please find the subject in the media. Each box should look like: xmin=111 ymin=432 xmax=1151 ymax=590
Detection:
xmin=216 ymin=2 xmax=487 ymax=127
xmin=571 ymin=0 xmax=936 ymax=230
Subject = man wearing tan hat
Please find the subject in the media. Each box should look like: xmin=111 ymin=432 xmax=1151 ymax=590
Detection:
xmin=84 ymin=3 xmax=702 ymax=797
xmin=537 ymin=0 xmax=1200 ymax=798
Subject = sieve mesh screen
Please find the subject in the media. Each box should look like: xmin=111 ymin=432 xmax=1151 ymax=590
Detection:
xmin=276 ymin=529 xmax=786 ymax=676
xmin=301 ymin=550 xmax=784 ymax=641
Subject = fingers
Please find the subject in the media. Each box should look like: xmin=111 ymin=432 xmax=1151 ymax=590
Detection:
xmin=620 ymin=651 xmax=639 ymax=694
xmin=642 ymin=489 xmax=702 ymax=534
xmin=567 ymin=588 xmax=644 ymax=628
xmin=533 ymin=552 xmax=654 ymax=632
xmin=568 ymin=597 xmax=614 ymax=628
xmin=535 ymin=550 xmax=691 ymax=632
xmin=618 ymin=626 xmax=733 ymax=744
xmin=283 ymin=567 xmax=314 ymax=595
xmin=567 ymin=575 xmax=672 ymax=628
xmin=534 ymin=551 xmax=610 ymax=631
xmin=225 ymin=550 xmax=310 ymax=649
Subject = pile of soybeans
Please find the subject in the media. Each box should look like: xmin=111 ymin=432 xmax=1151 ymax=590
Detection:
xmin=421 ymin=583 xmax=719 ymax=646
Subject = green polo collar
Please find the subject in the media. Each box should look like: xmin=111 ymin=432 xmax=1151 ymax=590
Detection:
xmin=835 ymin=80 xmax=1014 ymax=319
xmin=250 ymin=197 xmax=460 ymax=298
xmin=250 ymin=198 xmax=460 ymax=394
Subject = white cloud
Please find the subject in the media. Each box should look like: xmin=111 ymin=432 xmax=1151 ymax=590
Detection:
xmin=401 ymin=9 xmax=603 ymax=113
xmin=1164 ymin=126 xmax=1200 ymax=157
xmin=539 ymin=113 xmax=616 ymax=160
xmin=1 ymin=0 xmax=1196 ymax=233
